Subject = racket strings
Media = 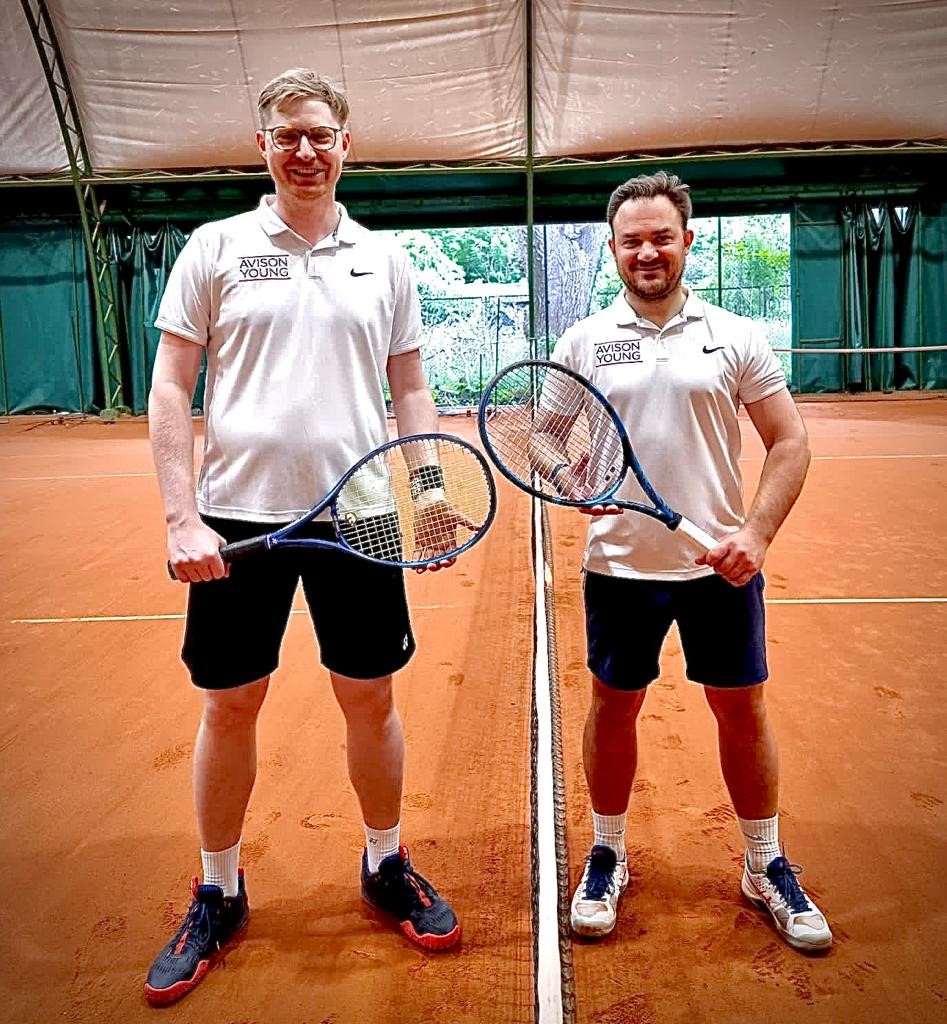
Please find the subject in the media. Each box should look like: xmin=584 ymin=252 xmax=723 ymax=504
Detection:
xmin=482 ymin=364 xmax=624 ymax=502
xmin=336 ymin=438 xmax=493 ymax=564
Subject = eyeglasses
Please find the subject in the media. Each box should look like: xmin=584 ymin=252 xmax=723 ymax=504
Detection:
xmin=264 ymin=125 xmax=344 ymax=152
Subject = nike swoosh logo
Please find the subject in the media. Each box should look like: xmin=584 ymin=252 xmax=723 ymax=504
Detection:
xmin=350 ymin=269 xmax=373 ymax=277
xmin=702 ymin=345 xmax=724 ymax=354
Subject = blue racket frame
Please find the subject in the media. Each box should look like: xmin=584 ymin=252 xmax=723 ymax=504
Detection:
xmin=169 ymin=432 xmax=498 ymax=576
xmin=477 ymin=359 xmax=681 ymax=529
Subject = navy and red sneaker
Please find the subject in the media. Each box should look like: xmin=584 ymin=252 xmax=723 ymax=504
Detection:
xmin=144 ymin=869 xmax=249 ymax=1006
xmin=360 ymin=845 xmax=461 ymax=950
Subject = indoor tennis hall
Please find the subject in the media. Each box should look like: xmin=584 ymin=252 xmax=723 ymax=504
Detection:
xmin=2 ymin=4 xmax=945 ymax=1024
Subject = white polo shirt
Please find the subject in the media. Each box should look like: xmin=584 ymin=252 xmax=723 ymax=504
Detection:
xmin=551 ymin=290 xmax=786 ymax=581
xmin=155 ymin=197 xmax=421 ymax=522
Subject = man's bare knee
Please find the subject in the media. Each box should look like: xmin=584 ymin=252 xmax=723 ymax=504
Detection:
xmin=330 ymin=672 xmax=394 ymax=722
xmin=201 ymin=677 xmax=269 ymax=727
xmin=704 ymin=684 xmax=768 ymax=730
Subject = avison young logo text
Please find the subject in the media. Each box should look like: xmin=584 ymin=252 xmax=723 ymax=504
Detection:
xmin=595 ymin=340 xmax=642 ymax=366
xmin=239 ymin=255 xmax=290 ymax=281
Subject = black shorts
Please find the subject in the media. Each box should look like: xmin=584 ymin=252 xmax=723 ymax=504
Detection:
xmin=182 ymin=516 xmax=416 ymax=689
xmin=583 ymin=570 xmax=768 ymax=692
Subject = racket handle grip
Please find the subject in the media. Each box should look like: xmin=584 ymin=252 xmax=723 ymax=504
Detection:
xmin=220 ymin=536 xmax=269 ymax=561
xmin=675 ymin=517 xmax=718 ymax=553
xmin=166 ymin=537 xmax=268 ymax=579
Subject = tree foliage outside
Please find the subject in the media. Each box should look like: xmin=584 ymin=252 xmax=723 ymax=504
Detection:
xmin=385 ymin=214 xmax=794 ymax=404
xmin=390 ymin=229 xmax=465 ymax=299
xmin=524 ymin=223 xmax=609 ymax=354
xmin=381 ymin=227 xmax=530 ymax=404
xmin=592 ymin=213 xmax=793 ymax=378
xmin=437 ymin=227 xmax=524 ymax=285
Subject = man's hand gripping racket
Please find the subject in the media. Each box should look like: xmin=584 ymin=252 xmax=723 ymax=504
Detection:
xmin=477 ymin=359 xmax=718 ymax=553
xmin=167 ymin=433 xmax=497 ymax=582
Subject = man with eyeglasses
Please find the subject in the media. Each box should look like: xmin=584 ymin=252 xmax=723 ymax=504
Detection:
xmin=144 ymin=68 xmax=461 ymax=1007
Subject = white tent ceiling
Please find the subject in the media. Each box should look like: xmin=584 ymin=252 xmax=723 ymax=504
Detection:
xmin=2 ymin=0 xmax=946 ymax=179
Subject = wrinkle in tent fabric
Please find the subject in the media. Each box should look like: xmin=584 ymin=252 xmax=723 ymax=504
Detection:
xmin=1 ymin=1 xmax=945 ymax=176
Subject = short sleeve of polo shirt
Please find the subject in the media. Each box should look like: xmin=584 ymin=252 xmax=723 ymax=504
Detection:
xmin=387 ymin=251 xmax=423 ymax=356
xmin=550 ymin=325 xmax=586 ymax=376
xmin=154 ymin=226 xmax=214 ymax=346
xmin=738 ymin=320 xmax=786 ymax=405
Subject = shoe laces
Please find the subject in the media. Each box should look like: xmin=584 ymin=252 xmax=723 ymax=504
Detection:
xmin=168 ymin=884 xmax=226 ymax=954
xmin=379 ymin=854 xmax=437 ymax=912
xmin=582 ymin=847 xmax=619 ymax=901
xmin=765 ymin=856 xmax=812 ymax=913
xmin=171 ymin=894 xmax=216 ymax=956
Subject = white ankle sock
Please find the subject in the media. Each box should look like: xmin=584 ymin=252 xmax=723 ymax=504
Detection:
xmin=738 ymin=813 xmax=781 ymax=873
xmin=201 ymin=839 xmax=241 ymax=897
xmin=364 ymin=823 xmax=400 ymax=873
xmin=592 ymin=810 xmax=627 ymax=861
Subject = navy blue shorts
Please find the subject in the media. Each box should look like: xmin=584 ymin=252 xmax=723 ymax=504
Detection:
xmin=181 ymin=516 xmax=416 ymax=689
xmin=583 ymin=570 xmax=768 ymax=691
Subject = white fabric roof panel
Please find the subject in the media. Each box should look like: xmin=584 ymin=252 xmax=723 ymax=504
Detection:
xmin=534 ymin=0 xmax=947 ymax=156
xmin=1 ymin=0 xmax=944 ymax=179
xmin=0 ymin=2 xmax=67 ymax=176
xmin=1 ymin=0 xmax=525 ymax=175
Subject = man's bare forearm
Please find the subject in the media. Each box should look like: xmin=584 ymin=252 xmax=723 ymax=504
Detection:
xmin=148 ymin=381 xmax=200 ymax=528
xmin=391 ymin=386 xmax=439 ymax=437
xmin=745 ymin=434 xmax=810 ymax=543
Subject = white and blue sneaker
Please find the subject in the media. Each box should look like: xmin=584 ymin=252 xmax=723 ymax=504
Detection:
xmin=570 ymin=845 xmax=629 ymax=938
xmin=741 ymin=854 xmax=832 ymax=952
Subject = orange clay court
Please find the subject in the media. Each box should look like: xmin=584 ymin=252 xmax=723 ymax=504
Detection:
xmin=0 ymin=398 xmax=944 ymax=1024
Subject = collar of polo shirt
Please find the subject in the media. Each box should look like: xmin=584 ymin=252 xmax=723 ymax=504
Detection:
xmin=256 ymin=196 xmax=359 ymax=249
xmin=612 ymin=287 xmax=707 ymax=329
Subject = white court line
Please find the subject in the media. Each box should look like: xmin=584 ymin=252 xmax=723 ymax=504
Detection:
xmin=4 ymin=472 xmax=155 ymax=481
xmin=739 ymin=453 xmax=947 ymax=463
xmin=11 ymin=596 xmax=947 ymax=624
xmin=532 ymin=499 xmax=564 ymax=1024
xmin=14 ymin=613 xmax=186 ymax=623
xmin=11 ymin=604 xmax=454 ymax=624
xmin=3 ymin=452 xmax=947 ymax=483
xmin=811 ymin=453 xmax=947 ymax=461
xmin=0 ymin=452 xmax=90 ymax=459
xmin=768 ymin=597 xmax=946 ymax=605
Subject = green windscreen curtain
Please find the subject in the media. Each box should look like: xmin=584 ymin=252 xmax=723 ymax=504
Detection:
xmin=0 ymin=219 xmax=95 ymax=413
xmin=110 ymin=224 xmax=205 ymax=414
xmin=793 ymin=200 xmax=947 ymax=392
xmin=0 ymin=217 xmax=204 ymax=415
xmin=792 ymin=204 xmax=844 ymax=392
xmin=1 ymin=203 xmax=945 ymax=411
xmin=920 ymin=200 xmax=947 ymax=389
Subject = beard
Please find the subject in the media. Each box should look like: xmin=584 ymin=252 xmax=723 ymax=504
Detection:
xmin=620 ymin=261 xmax=685 ymax=302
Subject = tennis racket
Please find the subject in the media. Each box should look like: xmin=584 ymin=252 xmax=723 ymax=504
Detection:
xmin=477 ymin=359 xmax=717 ymax=552
xmin=167 ymin=432 xmax=497 ymax=579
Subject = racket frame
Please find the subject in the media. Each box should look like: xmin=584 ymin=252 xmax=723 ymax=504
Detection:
xmin=186 ymin=432 xmax=497 ymax=573
xmin=478 ymin=359 xmax=717 ymax=550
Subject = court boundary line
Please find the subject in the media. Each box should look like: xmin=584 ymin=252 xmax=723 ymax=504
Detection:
xmin=11 ymin=596 xmax=947 ymax=626
xmin=4 ymin=452 xmax=946 ymax=483
xmin=3 ymin=472 xmax=155 ymax=480
xmin=532 ymin=496 xmax=566 ymax=1024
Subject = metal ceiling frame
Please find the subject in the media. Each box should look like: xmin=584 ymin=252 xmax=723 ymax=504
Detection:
xmin=2 ymin=140 xmax=945 ymax=190
xmin=19 ymin=0 xmax=125 ymax=414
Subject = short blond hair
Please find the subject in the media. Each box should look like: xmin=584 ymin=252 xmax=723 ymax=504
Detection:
xmin=257 ymin=68 xmax=349 ymax=127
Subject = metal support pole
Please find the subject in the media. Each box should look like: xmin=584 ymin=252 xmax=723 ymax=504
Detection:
xmin=20 ymin=0 xmax=126 ymax=414
xmin=525 ymin=0 xmax=537 ymax=358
